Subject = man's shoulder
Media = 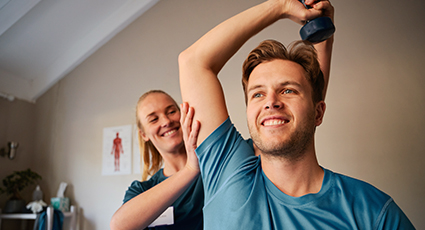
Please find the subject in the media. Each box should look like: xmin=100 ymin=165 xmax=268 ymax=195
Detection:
xmin=198 ymin=117 xmax=233 ymax=147
xmin=327 ymin=170 xmax=415 ymax=229
xmin=329 ymin=169 xmax=391 ymax=203
xmin=197 ymin=117 xmax=252 ymax=155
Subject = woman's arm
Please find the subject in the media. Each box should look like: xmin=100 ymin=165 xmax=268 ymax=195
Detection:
xmin=110 ymin=105 xmax=200 ymax=230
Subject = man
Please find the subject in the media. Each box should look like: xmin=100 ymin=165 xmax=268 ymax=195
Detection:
xmin=179 ymin=0 xmax=414 ymax=229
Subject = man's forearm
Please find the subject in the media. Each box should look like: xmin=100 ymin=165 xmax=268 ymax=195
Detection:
xmin=314 ymin=35 xmax=334 ymax=99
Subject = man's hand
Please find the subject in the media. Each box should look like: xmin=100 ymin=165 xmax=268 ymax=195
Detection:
xmin=306 ymin=0 xmax=334 ymax=21
xmin=276 ymin=0 xmax=334 ymax=24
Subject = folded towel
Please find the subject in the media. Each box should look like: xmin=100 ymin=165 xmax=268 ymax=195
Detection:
xmin=35 ymin=208 xmax=64 ymax=230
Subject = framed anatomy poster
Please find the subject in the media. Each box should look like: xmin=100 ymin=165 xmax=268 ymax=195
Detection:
xmin=102 ymin=125 xmax=132 ymax=175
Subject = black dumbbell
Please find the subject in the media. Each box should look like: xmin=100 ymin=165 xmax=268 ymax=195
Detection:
xmin=298 ymin=0 xmax=335 ymax=43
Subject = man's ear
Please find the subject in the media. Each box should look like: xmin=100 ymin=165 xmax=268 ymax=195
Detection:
xmin=139 ymin=129 xmax=149 ymax=141
xmin=315 ymin=101 xmax=326 ymax=126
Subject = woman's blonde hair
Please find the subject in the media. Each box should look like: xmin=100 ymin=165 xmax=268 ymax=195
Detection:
xmin=136 ymin=90 xmax=180 ymax=181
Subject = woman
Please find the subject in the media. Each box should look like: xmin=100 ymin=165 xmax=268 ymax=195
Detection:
xmin=110 ymin=90 xmax=203 ymax=230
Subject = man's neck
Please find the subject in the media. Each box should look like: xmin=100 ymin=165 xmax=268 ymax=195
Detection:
xmin=260 ymin=145 xmax=324 ymax=197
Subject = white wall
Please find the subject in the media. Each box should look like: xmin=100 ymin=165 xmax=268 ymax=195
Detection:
xmin=2 ymin=0 xmax=423 ymax=229
xmin=0 ymin=98 xmax=35 ymax=198
xmin=0 ymin=98 xmax=35 ymax=229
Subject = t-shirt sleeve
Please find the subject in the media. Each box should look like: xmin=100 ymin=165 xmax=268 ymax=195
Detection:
xmin=196 ymin=117 xmax=256 ymax=200
xmin=376 ymin=199 xmax=415 ymax=230
xmin=123 ymin=180 xmax=147 ymax=204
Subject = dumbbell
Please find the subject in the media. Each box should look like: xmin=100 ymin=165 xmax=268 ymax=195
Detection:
xmin=298 ymin=0 xmax=335 ymax=43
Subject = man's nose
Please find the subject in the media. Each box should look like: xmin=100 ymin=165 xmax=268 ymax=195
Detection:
xmin=264 ymin=93 xmax=283 ymax=110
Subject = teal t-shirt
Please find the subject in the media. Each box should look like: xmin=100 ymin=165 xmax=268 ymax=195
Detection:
xmin=124 ymin=169 xmax=204 ymax=230
xmin=196 ymin=117 xmax=415 ymax=230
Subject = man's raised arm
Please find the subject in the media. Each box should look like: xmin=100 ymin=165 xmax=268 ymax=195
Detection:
xmin=179 ymin=0 xmax=325 ymax=145
xmin=311 ymin=1 xmax=334 ymax=99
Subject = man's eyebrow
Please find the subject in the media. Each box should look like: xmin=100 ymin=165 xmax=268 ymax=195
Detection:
xmin=280 ymin=81 xmax=302 ymax=88
xmin=247 ymin=81 xmax=302 ymax=93
xmin=247 ymin=84 xmax=264 ymax=94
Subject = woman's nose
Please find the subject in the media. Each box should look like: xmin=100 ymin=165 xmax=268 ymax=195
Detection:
xmin=160 ymin=116 xmax=172 ymax=127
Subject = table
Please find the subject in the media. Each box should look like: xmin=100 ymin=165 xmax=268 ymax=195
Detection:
xmin=0 ymin=205 xmax=76 ymax=230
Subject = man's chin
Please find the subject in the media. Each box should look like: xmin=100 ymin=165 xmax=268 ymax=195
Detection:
xmin=254 ymin=139 xmax=286 ymax=154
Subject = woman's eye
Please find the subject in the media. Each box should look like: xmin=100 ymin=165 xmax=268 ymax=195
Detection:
xmin=169 ymin=110 xmax=176 ymax=114
xmin=149 ymin=117 xmax=158 ymax=123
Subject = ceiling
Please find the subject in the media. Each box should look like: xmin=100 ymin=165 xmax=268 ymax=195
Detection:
xmin=0 ymin=0 xmax=159 ymax=103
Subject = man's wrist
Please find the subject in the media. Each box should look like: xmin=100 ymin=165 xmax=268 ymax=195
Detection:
xmin=268 ymin=0 xmax=289 ymax=20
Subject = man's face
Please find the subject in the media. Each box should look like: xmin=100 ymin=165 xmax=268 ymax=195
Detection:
xmin=138 ymin=93 xmax=184 ymax=154
xmin=246 ymin=59 xmax=324 ymax=159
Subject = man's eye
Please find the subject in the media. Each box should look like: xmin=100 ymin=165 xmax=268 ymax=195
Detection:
xmin=169 ymin=110 xmax=176 ymax=114
xmin=283 ymin=89 xmax=294 ymax=94
xmin=253 ymin=93 xmax=263 ymax=98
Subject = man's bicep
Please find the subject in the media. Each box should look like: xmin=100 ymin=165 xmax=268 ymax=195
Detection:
xmin=179 ymin=63 xmax=229 ymax=146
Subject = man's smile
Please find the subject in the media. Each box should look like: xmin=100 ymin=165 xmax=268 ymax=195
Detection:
xmin=261 ymin=116 xmax=290 ymax=127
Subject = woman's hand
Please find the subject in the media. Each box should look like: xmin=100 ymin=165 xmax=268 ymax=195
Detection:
xmin=180 ymin=102 xmax=200 ymax=173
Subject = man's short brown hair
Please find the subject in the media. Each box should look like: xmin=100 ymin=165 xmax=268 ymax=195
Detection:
xmin=242 ymin=40 xmax=324 ymax=104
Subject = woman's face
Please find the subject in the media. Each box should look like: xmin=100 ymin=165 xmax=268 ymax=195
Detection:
xmin=138 ymin=93 xmax=184 ymax=154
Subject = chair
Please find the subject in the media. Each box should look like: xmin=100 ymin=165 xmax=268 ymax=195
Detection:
xmin=46 ymin=205 xmax=77 ymax=230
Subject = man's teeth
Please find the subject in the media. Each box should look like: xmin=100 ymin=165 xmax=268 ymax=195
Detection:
xmin=164 ymin=129 xmax=177 ymax=137
xmin=263 ymin=119 xmax=286 ymax=126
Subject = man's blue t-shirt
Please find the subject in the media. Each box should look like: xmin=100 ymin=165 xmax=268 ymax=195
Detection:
xmin=123 ymin=169 xmax=204 ymax=230
xmin=196 ymin=118 xmax=414 ymax=230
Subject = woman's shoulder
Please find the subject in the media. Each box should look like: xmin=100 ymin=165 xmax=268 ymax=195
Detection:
xmin=131 ymin=169 xmax=166 ymax=190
